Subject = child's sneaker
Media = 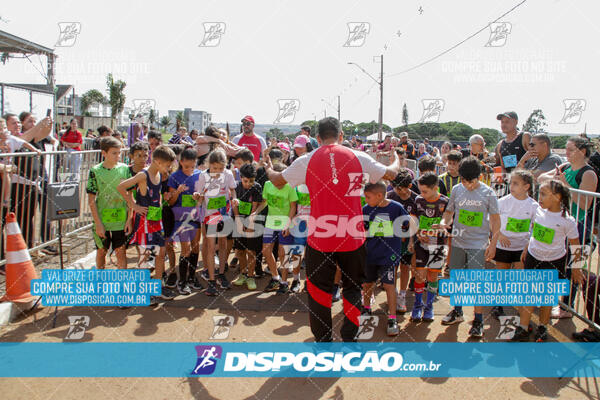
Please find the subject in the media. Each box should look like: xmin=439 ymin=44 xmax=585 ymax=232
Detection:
xmin=264 ymin=278 xmax=280 ymax=292
xmin=277 ymin=282 xmax=289 ymax=294
xmin=510 ymin=326 xmax=530 ymax=342
xmin=177 ymin=281 xmax=192 ymax=295
xmin=396 ymin=295 xmax=407 ymax=313
xmin=410 ymin=304 xmax=423 ymax=322
xmin=206 ymin=280 xmax=218 ymax=296
xmin=160 ymin=286 xmax=176 ymax=300
xmin=290 ymin=280 xmax=301 ymax=293
xmin=217 ymin=274 xmax=231 ymax=290
xmin=200 ymin=269 xmax=210 ymax=281
xmin=164 ymin=272 xmax=177 ymax=288
xmin=490 ymin=306 xmax=504 ymax=320
xmin=246 ymin=277 xmax=257 ymax=290
xmin=387 ymin=318 xmax=399 ymax=336
xmin=441 ymin=309 xmax=464 ymax=325
xmin=149 ymin=296 xmax=158 ymax=306
xmin=188 ymin=276 xmax=205 ymax=292
xmin=422 ymin=304 xmax=434 ymax=322
xmin=361 ymin=307 xmax=372 ymax=316
xmin=468 ymin=320 xmax=484 ymax=338
xmin=534 ymin=325 xmax=548 ymax=342
xmin=233 ymin=274 xmax=247 ymax=286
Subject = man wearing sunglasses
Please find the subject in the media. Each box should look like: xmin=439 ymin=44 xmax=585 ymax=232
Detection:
xmin=232 ymin=115 xmax=267 ymax=161
xmin=516 ymin=133 xmax=562 ymax=179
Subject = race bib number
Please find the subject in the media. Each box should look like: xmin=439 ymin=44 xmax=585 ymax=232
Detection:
xmin=533 ymin=223 xmax=555 ymax=244
xmin=458 ymin=209 xmax=483 ymax=227
xmin=297 ymin=192 xmax=311 ymax=206
xmin=207 ymin=196 xmax=226 ymax=209
xmin=238 ymin=200 xmax=252 ymax=215
xmin=147 ymin=206 xmax=162 ymax=221
xmin=502 ymin=154 xmax=518 ymax=168
xmin=369 ymin=219 xmax=394 ymax=237
xmin=419 ymin=215 xmax=441 ymax=231
xmin=268 ymin=195 xmax=285 ymax=209
xmin=506 ymin=217 xmax=530 ymax=233
xmin=101 ymin=208 xmax=127 ymax=224
xmin=181 ymin=194 xmax=197 ymax=207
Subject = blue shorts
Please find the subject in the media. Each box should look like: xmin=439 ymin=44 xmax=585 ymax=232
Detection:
xmin=263 ymin=228 xmax=295 ymax=245
xmin=289 ymin=219 xmax=308 ymax=246
xmin=365 ymin=264 xmax=395 ymax=285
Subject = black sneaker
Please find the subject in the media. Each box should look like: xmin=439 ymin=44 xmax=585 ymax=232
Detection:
xmin=572 ymin=328 xmax=600 ymax=342
xmin=361 ymin=307 xmax=373 ymax=316
xmin=230 ymin=257 xmax=239 ymax=268
xmin=490 ymin=306 xmax=504 ymax=320
xmin=206 ymin=280 xmax=218 ymax=296
xmin=469 ymin=320 xmax=484 ymax=338
xmin=164 ymin=272 xmax=177 ymax=288
xmin=200 ymin=269 xmax=210 ymax=281
xmin=217 ymin=274 xmax=231 ymax=290
xmin=149 ymin=296 xmax=158 ymax=306
xmin=510 ymin=326 xmax=530 ymax=342
xmin=332 ymin=285 xmax=341 ymax=303
xmin=534 ymin=325 xmax=548 ymax=342
xmin=409 ymin=276 xmax=415 ymax=291
xmin=277 ymin=283 xmax=289 ymax=294
xmin=264 ymin=278 xmax=280 ymax=292
xmin=254 ymin=268 xmax=265 ymax=279
xmin=160 ymin=286 xmax=176 ymax=300
xmin=290 ymin=280 xmax=301 ymax=293
xmin=177 ymin=282 xmax=192 ymax=295
xmin=441 ymin=309 xmax=464 ymax=325
xmin=188 ymin=276 xmax=205 ymax=292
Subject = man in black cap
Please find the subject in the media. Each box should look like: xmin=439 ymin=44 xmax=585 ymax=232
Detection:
xmin=493 ymin=111 xmax=531 ymax=174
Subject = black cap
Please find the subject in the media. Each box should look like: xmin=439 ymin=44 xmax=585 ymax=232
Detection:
xmin=496 ymin=111 xmax=518 ymax=121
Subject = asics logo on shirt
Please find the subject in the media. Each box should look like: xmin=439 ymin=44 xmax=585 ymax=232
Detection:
xmin=458 ymin=199 xmax=482 ymax=207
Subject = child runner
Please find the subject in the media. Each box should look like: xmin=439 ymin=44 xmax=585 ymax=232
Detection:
xmin=387 ymin=168 xmax=418 ymax=313
xmin=410 ymin=172 xmax=449 ymax=323
xmin=362 ymin=181 xmax=408 ymax=336
xmin=87 ymin=136 xmax=131 ymax=270
xmin=288 ymin=181 xmax=311 ymax=293
xmin=232 ymin=163 xmax=263 ymax=290
xmin=439 ymin=150 xmax=462 ymax=196
xmin=194 ymin=149 xmax=236 ymax=296
xmin=491 ymin=169 xmax=538 ymax=319
xmin=117 ymin=145 xmax=177 ymax=302
xmin=512 ymin=180 xmax=583 ymax=342
xmin=435 ymin=156 xmax=500 ymax=338
xmin=167 ymin=147 xmax=204 ymax=294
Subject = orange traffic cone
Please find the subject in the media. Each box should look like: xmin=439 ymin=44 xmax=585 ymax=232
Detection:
xmin=1 ymin=212 xmax=38 ymax=303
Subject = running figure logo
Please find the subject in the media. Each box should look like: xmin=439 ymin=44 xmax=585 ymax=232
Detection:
xmin=199 ymin=22 xmax=226 ymax=47
xmin=131 ymin=99 xmax=156 ymax=122
xmin=273 ymin=99 xmax=300 ymax=124
xmin=497 ymin=316 xmax=520 ymax=340
xmin=559 ymin=99 xmax=586 ymax=124
xmin=485 ymin=22 xmax=512 ymax=47
xmin=418 ymin=99 xmax=445 ymax=123
xmin=56 ymin=22 xmax=81 ymax=47
xmin=343 ymin=22 xmax=370 ymax=47
xmin=355 ymin=316 xmax=379 ymax=340
xmin=426 ymin=245 xmax=447 ymax=271
xmin=210 ymin=315 xmax=234 ymax=340
xmin=192 ymin=345 xmax=223 ymax=375
xmin=65 ymin=315 xmax=90 ymax=340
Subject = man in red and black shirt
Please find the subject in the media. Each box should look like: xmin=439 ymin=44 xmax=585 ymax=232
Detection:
xmin=232 ymin=115 xmax=267 ymax=161
xmin=263 ymin=117 xmax=400 ymax=342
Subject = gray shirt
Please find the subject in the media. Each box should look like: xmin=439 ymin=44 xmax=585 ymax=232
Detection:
xmin=524 ymin=152 xmax=562 ymax=174
xmin=446 ymin=183 xmax=499 ymax=249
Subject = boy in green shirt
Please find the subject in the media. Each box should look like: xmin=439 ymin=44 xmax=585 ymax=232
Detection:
xmin=87 ymin=136 xmax=132 ymax=269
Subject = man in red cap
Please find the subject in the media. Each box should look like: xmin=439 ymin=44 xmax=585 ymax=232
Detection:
xmin=232 ymin=115 xmax=267 ymax=161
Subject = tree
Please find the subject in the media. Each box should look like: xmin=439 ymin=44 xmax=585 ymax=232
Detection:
xmin=175 ymin=111 xmax=185 ymax=131
xmin=300 ymin=120 xmax=318 ymax=136
xmin=159 ymin=116 xmax=172 ymax=133
xmin=80 ymin=89 xmax=107 ymax=116
xmin=148 ymin=109 xmax=157 ymax=128
xmin=341 ymin=120 xmax=356 ymax=135
xmin=106 ymin=73 xmax=126 ymax=129
xmin=266 ymin=127 xmax=285 ymax=141
xmin=402 ymin=103 xmax=408 ymax=126
xmin=551 ymin=135 xmax=568 ymax=149
xmin=474 ymin=128 xmax=501 ymax=148
xmin=522 ymin=109 xmax=547 ymax=133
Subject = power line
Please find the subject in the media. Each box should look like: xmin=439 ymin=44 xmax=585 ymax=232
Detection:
xmin=387 ymin=0 xmax=527 ymax=78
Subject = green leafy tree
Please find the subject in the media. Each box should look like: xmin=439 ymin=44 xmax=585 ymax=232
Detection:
xmin=402 ymin=103 xmax=408 ymax=126
xmin=106 ymin=73 xmax=126 ymax=129
xmin=175 ymin=111 xmax=185 ymax=130
xmin=551 ymin=135 xmax=568 ymax=149
xmin=148 ymin=109 xmax=157 ymax=128
xmin=522 ymin=109 xmax=547 ymax=133
xmin=159 ymin=116 xmax=172 ymax=132
xmin=80 ymin=89 xmax=107 ymax=116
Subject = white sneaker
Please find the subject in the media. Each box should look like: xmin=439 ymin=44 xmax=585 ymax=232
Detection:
xmin=397 ymin=295 xmax=407 ymax=313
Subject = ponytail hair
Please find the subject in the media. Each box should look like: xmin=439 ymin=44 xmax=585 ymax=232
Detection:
xmin=511 ymin=169 xmax=535 ymax=198
xmin=543 ymin=180 xmax=571 ymax=217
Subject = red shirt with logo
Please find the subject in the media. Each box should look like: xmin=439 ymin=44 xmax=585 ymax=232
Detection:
xmin=282 ymin=144 xmax=386 ymax=252
xmin=232 ymin=133 xmax=267 ymax=161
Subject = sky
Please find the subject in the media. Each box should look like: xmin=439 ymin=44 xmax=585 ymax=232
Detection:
xmin=1 ymin=0 xmax=599 ymax=134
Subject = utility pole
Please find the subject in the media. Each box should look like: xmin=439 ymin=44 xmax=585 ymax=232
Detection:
xmin=337 ymin=95 xmax=341 ymax=121
xmin=378 ymin=54 xmax=383 ymax=141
